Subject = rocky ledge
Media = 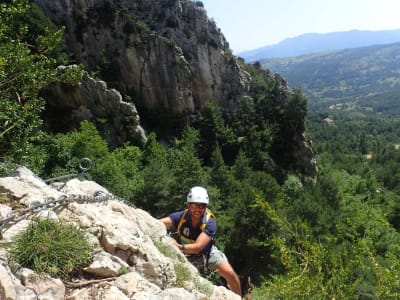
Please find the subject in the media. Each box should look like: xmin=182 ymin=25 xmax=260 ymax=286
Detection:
xmin=0 ymin=166 xmax=239 ymax=299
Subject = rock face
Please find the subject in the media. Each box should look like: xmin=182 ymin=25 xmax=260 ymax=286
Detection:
xmin=42 ymin=67 xmax=147 ymax=147
xmin=35 ymin=0 xmax=249 ymax=125
xmin=0 ymin=166 xmax=240 ymax=299
xmin=292 ymin=133 xmax=318 ymax=183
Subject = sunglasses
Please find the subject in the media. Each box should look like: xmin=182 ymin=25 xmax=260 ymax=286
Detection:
xmin=190 ymin=203 xmax=207 ymax=209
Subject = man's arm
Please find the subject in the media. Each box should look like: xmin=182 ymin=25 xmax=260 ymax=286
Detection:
xmin=160 ymin=217 xmax=211 ymax=254
xmin=160 ymin=216 xmax=173 ymax=229
xmin=181 ymin=232 xmax=212 ymax=254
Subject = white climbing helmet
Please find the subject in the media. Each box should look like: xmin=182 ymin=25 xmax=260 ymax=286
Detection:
xmin=187 ymin=186 xmax=209 ymax=205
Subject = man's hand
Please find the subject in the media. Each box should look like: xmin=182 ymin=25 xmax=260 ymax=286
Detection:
xmin=168 ymin=236 xmax=180 ymax=247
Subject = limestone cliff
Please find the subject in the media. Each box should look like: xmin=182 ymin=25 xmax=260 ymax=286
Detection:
xmin=34 ymin=0 xmax=249 ymax=126
xmin=42 ymin=66 xmax=146 ymax=148
xmin=32 ymin=0 xmax=317 ymax=180
xmin=0 ymin=166 xmax=240 ymax=299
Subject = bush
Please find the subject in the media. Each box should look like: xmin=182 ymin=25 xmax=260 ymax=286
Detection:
xmin=8 ymin=218 xmax=94 ymax=279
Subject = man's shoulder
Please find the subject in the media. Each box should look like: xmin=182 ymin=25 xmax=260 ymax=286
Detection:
xmin=169 ymin=210 xmax=186 ymax=222
xmin=206 ymin=216 xmax=216 ymax=226
xmin=204 ymin=209 xmax=216 ymax=223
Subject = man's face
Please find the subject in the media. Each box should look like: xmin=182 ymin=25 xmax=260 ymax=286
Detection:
xmin=189 ymin=202 xmax=207 ymax=218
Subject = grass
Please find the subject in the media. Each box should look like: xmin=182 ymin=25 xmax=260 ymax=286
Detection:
xmin=194 ymin=277 xmax=214 ymax=297
xmin=174 ymin=263 xmax=192 ymax=287
xmin=153 ymin=237 xmax=186 ymax=263
xmin=152 ymin=236 xmax=214 ymax=296
xmin=7 ymin=218 xmax=94 ymax=279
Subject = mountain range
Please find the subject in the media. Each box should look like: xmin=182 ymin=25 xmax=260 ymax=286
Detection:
xmin=260 ymin=41 xmax=400 ymax=113
xmin=238 ymin=29 xmax=400 ymax=62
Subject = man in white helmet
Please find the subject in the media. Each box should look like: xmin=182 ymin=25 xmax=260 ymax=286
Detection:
xmin=160 ymin=186 xmax=242 ymax=296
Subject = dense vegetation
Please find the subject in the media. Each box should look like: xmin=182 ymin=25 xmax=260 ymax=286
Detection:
xmin=2 ymin=1 xmax=400 ymax=298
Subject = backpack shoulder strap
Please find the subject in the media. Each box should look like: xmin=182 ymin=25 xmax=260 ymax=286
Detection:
xmin=200 ymin=208 xmax=215 ymax=232
xmin=177 ymin=209 xmax=189 ymax=234
xmin=178 ymin=208 xmax=216 ymax=232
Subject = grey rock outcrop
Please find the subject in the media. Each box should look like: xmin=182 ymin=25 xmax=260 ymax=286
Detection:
xmin=35 ymin=0 xmax=250 ymax=126
xmin=292 ymin=133 xmax=318 ymax=183
xmin=42 ymin=67 xmax=146 ymax=147
xmin=0 ymin=166 xmax=240 ymax=299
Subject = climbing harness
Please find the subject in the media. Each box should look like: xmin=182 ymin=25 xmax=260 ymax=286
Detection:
xmin=187 ymin=252 xmax=211 ymax=275
xmin=175 ymin=208 xmax=215 ymax=274
xmin=177 ymin=208 xmax=215 ymax=244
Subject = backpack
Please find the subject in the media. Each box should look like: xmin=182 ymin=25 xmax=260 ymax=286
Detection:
xmin=177 ymin=208 xmax=215 ymax=244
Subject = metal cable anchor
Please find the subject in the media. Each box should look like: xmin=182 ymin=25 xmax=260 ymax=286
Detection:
xmin=44 ymin=158 xmax=92 ymax=183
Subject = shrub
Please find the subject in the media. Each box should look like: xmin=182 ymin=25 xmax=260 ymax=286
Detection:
xmin=8 ymin=218 xmax=94 ymax=279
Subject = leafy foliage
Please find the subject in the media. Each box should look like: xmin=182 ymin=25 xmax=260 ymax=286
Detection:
xmin=0 ymin=0 xmax=81 ymax=163
xmin=252 ymin=184 xmax=400 ymax=299
xmin=40 ymin=121 xmax=144 ymax=202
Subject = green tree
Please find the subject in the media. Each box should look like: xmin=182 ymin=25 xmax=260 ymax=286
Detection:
xmin=0 ymin=0 xmax=81 ymax=163
xmin=135 ymin=133 xmax=176 ymax=215
xmin=42 ymin=121 xmax=109 ymax=178
xmin=195 ymin=101 xmax=236 ymax=164
xmin=93 ymin=145 xmax=144 ymax=201
xmin=359 ymin=132 xmax=368 ymax=155
xmin=230 ymin=97 xmax=273 ymax=170
xmin=167 ymin=127 xmax=210 ymax=210
xmin=209 ymin=145 xmax=235 ymax=199
xmin=269 ymin=88 xmax=308 ymax=172
xmin=223 ymin=188 xmax=282 ymax=286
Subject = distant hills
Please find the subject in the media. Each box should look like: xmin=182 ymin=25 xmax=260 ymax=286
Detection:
xmin=259 ymin=42 xmax=400 ymax=113
xmin=238 ymin=29 xmax=400 ymax=62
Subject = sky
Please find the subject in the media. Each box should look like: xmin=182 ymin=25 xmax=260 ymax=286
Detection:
xmin=200 ymin=0 xmax=400 ymax=53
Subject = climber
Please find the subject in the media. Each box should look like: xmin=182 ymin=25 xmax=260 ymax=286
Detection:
xmin=160 ymin=186 xmax=242 ymax=296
